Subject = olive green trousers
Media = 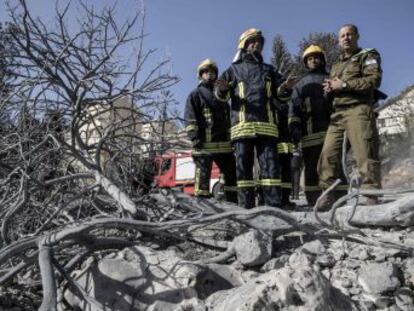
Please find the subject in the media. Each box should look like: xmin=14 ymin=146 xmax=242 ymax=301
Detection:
xmin=317 ymin=104 xmax=381 ymax=190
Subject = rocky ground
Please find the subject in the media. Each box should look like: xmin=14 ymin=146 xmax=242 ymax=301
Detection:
xmin=1 ymin=161 xmax=414 ymax=311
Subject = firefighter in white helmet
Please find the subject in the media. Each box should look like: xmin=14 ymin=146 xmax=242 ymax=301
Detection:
xmin=215 ymin=28 xmax=296 ymax=208
xmin=184 ymin=59 xmax=237 ymax=203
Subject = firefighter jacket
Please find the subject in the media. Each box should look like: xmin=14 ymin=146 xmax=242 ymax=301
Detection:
xmin=185 ymin=82 xmax=232 ymax=155
xmin=288 ymin=68 xmax=331 ymax=148
xmin=216 ymin=52 xmax=291 ymax=141
xmin=330 ymin=48 xmax=382 ymax=108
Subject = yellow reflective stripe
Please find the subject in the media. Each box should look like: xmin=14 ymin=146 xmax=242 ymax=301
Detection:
xmin=277 ymin=86 xmax=290 ymax=101
xmin=192 ymin=141 xmax=233 ymax=155
xmin=304 ymin=185 xmax=321 ymax=192
xmin=302 ymin=131 xmax=326 ymax=148
xmin=277 ymin=142 xmax=289 ymax=154
xmin=266 ymin=80 xmax=272 ymax=98
xmin=288 ymin=117 xmax=301 ymax=124
xmin=238 ymin=81 xmax=245 ymax=99
xmin=237 ymin=180 xmax=256 ymax=188
xmin=281 ymin=182 xmax=292 ymax=189
xmin=288 ymin=143 xmax=295 ymax=153
xmin=194 ymin=189 xmax=210 ymax=196
xmin=215 ymin=90 xmax=230 ymax=102
xmin=224 ymin=186 xmax=238 ymax=192
xmin=258 ymin=179 xmax=281 ymax=186
xmin=185 ymin=124 xmax=198 ymax=132
xmin=195 ymin=167 xmax=201 ymax=192
xmin=239 ymin=103 xmax=246 ymax=123
xmin=231 ymin=122 xmax=278 ymax=140
xmin=203 ymin=108 xmax=212 ymax=143
xmin=266 ymin=101 xmax=274 ymax=124
xmin=336 ymin=185 xmax=350 ymax=191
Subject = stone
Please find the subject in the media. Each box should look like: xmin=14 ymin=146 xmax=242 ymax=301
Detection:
xmin=402 ymin=258 xmax=414 ymax=287
xmin=316 ymin=253 xmax=336 ymax=268
xmin=260 ymin=254 xmax=290 ymax=272
xmin=362 ymin=293 xmax=394 ymax=309
xmin=358 ymin=262 xmax=401 ymax=294
xmin=62 ymin=246 xmax=235 ymax=311
xmin=300 ymin=239 xmax=326 ymax=256
xmin=288 ymin=251 xmax=314 ymax=269
xmin=395 ymin=287 xmax=414 ymax=311
xmin=233 ymin=230 xmax=273 ymax=267
xmin=205 ymin=264 xmax=359 ymax=311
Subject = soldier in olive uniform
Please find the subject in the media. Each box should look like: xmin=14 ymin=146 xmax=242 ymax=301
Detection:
xmin=317 ymin=24 xmax=382 ymax=209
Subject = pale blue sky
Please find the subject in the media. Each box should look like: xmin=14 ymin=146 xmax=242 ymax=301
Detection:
xmin=1 ymin=0 xmax=413 ymax=112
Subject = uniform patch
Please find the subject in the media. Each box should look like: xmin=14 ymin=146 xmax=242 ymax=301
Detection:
xmin=364 ymin=59 xmax=378 ymax=66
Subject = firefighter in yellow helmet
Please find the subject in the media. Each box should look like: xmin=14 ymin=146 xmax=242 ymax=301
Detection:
xmin=318 ymin=24 xmax=383 ymax=209
xmin=215 ymin=28 xmax=296 ymax=209
xmin=184 ymin=59 xmax=237 ymax=203
xmin=288 ymin=45 xmax=334 ymax=206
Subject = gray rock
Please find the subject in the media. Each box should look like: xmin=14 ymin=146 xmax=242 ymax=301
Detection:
xmin=288 ymin=251 xmax=314 ymax=269
xmin=402 ymin=258 xmax=414 ymax=287
xmin=301 ymin=239 xmax=326 ymax=255
xmin=358 ymin=262 xmax=401 ymax=294
xmin=205 ymin=264 xmax=359 ymax=311
xmin=260 ymin=254 xmax=290 ymax=272
xmin=348 ymin=246 xmax=370 ymax=260
xmin=316 ymin=253 xmax=336 ymax=268
xmin=395 ymin=287 xmax=414 ymax=311
xmin=362 ymin=293 xmax=394 ymax=309
xmin=233 ymin=230 xmax=273 ymax=267
xmin=62 ymin=246 xmax=234 ymax=311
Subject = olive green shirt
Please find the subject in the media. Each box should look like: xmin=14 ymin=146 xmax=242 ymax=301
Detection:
xmin=330 ymin=48 xmax=382 ymax=107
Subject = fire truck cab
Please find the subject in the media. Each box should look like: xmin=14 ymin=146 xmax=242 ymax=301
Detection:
xmin=154 ymin=151 xmax=222 ymax=198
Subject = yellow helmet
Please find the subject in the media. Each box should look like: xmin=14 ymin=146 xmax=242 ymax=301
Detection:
xmin=238 ymin=28 xmax=264 ymax=49
xmin=197 ymin=58 xmax=218 ymax=79
xmin=302 ymin=45 xmax=326 ymax=65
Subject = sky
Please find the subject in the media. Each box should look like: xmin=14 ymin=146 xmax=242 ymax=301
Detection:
xmin=1 ymin=0 xmax=413 ymax=114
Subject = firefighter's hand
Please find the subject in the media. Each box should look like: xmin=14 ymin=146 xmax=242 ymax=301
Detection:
xmin=323 ymin=79 xmax=332 ymax=94
xmin=215 ymin=79 xmax=230 ymax=93
xmin=281 ymin=74 xmax=297 ymax=90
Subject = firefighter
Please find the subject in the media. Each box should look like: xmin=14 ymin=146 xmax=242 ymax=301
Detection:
xmin=184 ymin=59 xmax=238 ymax=203
xmin=288 ymin=45 xmax=334 ymax=206
xmin=215 ymin=28 xmax=295 ymax=209
xmin=318 ymin=24 xmax=382 ymax=209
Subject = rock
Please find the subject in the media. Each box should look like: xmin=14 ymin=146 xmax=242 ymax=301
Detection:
xmin=316 ymin=253 xmax=336 ymax=268
xmin=260 ymin=254 xmax=290 ymax=272
xmin=233 ymin=230 xmax=272 ymax=267
xmin=300 ymin=239 xmax=326 ymax=255
xmin=358 ymin=262 xmax=401 ymax=294
xmin=205 ymin=264 xmax=359 ymax=311
xmin=402 ymin=258 xmax=414 ymax=287
xmin=349 ymin=246 xmax=370 ymax=261
xmin=395 ymin=287 xmax=414 ymax=311
xmin=362 ymin=293 xmax=394 ymax=309
xmin=288 ymin=251 xmax=314 ymax=269
xmin=62 ymin=246 xmax=234 ymax=311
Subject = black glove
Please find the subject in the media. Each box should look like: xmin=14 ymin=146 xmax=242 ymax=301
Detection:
xmin=289 ymin=124 xmax=302 ymax=145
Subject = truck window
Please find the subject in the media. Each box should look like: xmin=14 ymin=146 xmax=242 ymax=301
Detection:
xmin=161 ymin=159 xmax=171 ymax=173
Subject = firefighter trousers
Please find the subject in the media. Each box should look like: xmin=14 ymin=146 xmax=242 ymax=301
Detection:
xmin=279 ymin=152 xmax=292 ymax=205
xmin=317 ymin=104 xmax=381 ymax=190
xmin=234 ymin=137 xmax=280 ymax=209
xmin=291 ymin=152 xmax=302 ymax=200
xmin=193 ymin=153 xmax=238 ymax=203
xmin=302 ymin=144 xmax=323 ymax=205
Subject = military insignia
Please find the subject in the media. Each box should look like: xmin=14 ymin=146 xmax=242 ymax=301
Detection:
xmin=364 ymin=59 xmax=378 ymax=66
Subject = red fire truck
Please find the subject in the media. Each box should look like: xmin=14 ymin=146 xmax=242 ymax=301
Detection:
xmin=154 ymin=151 xmax=223 ymax=198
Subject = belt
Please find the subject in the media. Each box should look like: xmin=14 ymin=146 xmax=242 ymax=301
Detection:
xmin=334 ymin=103 xmax=367 ymax=111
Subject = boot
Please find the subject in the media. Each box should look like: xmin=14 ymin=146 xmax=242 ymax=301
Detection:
xmin=281 ymin=188 xmax=296 ymax=210
xmin=315 ymin=191 xmax=336 ymax=211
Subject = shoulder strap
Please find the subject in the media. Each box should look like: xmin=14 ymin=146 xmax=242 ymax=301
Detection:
xmin=337 ymin=48 xmax=375 ymax=78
